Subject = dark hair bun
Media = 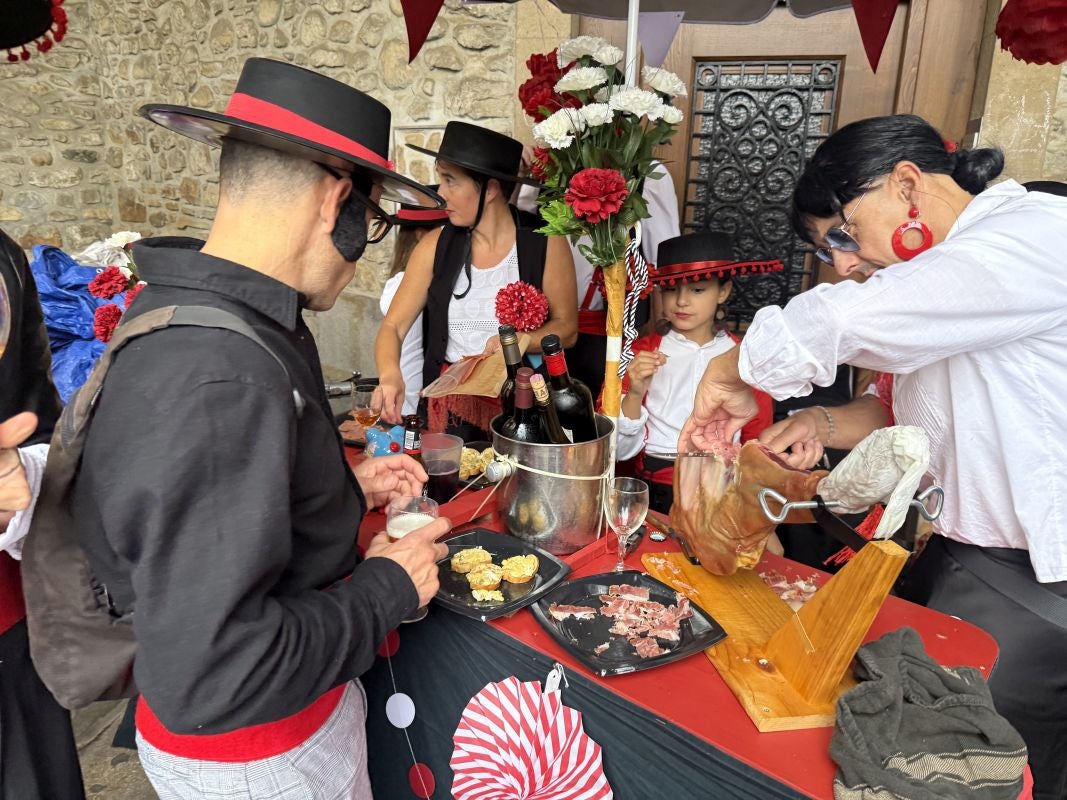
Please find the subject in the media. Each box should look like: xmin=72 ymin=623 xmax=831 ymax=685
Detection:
xmin=951 ymin=148 xmax=1005 ymax=194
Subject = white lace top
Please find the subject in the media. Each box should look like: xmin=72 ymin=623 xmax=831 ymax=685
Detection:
xmin=444 ymin=243 xmax=520 ymax=363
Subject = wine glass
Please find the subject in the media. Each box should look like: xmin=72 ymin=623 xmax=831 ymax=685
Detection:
xmin=0 ymin=272 xmax=10 ymax=361
xmin=352 ymin=384 xmax=383 ymax=427
xmin=386 ymin=496 xmax=439 ymax=623
xmin=603 ymin=477 xmax=650 ymax=573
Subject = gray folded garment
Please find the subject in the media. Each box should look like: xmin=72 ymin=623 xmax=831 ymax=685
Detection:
xmin=831 ymin=627 xmax=1027 ymax=800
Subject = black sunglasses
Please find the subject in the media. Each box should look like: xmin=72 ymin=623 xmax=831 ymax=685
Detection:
xmin=318 ymin=164 xmax=396 ymax=244
xmin=813 ymin=187 xmax=872 ymax=265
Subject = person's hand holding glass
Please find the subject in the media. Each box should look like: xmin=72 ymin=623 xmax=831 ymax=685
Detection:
xmin=386 ymin=496 xmax=439 ymax=622
xmin=604 ymin=477 xmax=649 ymax=573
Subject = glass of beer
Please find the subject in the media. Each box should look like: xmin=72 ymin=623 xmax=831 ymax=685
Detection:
xmin=386 ymin=496 xmax=439 ymax=623
xmin=352 ymin=384 xmax=383 ymax=427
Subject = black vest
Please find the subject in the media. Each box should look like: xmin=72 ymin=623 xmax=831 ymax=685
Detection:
xmin=421 ymin=207 xmax=548 ymax=388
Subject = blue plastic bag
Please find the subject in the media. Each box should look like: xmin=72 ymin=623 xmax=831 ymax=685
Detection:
xmin=30 ymin=245 xmax=127 ymax=403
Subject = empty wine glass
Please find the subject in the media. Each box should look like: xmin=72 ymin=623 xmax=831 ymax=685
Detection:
xmin=352 ymin=384 xmax=383 ymax=427
xmin=603 ymin=477 xmax=649 ymax=573
xmin=0 ymin=272 xmax=10 ymax=360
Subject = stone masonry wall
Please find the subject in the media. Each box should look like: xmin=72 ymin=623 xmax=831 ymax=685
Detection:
xmin=1 ymin=0 xmax=568 ymax=376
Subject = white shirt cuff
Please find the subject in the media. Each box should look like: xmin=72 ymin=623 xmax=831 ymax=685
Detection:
xmin=1 ymin=444 xmax=49 ymax=560
xmin=616 ymin=404 xmax=648 ymax=462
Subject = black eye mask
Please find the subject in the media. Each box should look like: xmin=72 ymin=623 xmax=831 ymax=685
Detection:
xmin=331 ymin=192 xmax=368 ymax=263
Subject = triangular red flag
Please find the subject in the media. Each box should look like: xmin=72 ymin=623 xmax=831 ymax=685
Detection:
xmin=400 ymin=0 xmax=446 ymax=64
xmin=850 ymin=0 xmax=899 ymax=73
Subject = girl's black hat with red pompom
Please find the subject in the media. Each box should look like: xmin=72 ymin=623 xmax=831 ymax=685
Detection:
xmin=2 ymin=0 xmax=68 ymax=63
xmin=652 ymin=231 xmax=784 ymax=286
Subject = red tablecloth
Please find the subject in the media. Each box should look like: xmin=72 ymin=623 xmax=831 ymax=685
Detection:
xmin=347 ymin=444 xmax=1033 ymax=799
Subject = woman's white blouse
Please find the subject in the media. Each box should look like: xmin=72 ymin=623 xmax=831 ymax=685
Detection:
xmin=739 ymin=179 xmax=1067 ymax=581
xmin=444 ymin=243 xmax=520 ymax=364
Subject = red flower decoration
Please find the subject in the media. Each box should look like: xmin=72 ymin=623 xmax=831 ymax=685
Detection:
xmin=996 ymin=0 xmax=1067 ymax=65
xmin=564 ymin=168 xmax=628 ymax=224
xmin=529 ymin=147 xmax=551 ymax=182
xmin=93 ymin=303 xmax=123 ymax=343
xmin=124 ymin=281 xmax=146 ymax=308
xmin=495 ymin=281 xmax=549 ymax=332
xmin=518 ymin=49 xmax=580 ymax=122
xmin=89 ymin=265 xmax=131 ymax=299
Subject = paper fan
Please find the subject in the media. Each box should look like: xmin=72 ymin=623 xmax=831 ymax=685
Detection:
xmin=451 ymin=675 xmax=612 ymax=800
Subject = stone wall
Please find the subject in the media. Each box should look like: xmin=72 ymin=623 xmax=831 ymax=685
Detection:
xmin=1 ymin=0 xmax=569 ymax=376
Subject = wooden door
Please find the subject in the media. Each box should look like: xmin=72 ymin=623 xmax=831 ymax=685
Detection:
xmin=581 ymin=2 xmax=984 ymax=324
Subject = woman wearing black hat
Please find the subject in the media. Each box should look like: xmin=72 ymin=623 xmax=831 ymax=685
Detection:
xmin=375 ymin=122 xmax=577 ymax=438
xmin=681 ymin=114 xmax=1067 ymax=798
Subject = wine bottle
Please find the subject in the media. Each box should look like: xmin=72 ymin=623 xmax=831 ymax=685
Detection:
xmin=529 ymin=373 xmax=571 ymax=444
xmin=498 ymin=324 xmax=522 ymax=417
xmin=402 ymin=414 xmax=423 ymax=467
xmin=500 ymin=368 xmax=545 ymax=443
xmin=540 ymin=334 xmax=598 ymax=443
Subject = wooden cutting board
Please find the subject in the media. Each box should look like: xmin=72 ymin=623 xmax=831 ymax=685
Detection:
xmin=643 ymin=539 xmax=907 ymax=732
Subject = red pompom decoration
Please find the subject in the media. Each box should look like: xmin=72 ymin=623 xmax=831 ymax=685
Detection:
xmin=996 ymin=0 xmax=1067 ymax=65
xmin=93 ymin=303 xmax=123 ymax=343
xmin=495 ymin=281 xmax=549 ymax=332
xmin=564 ymin=168 xmax=628 ymax=224
xmin=89 ymin=265 xmax=131 ymax=299
xmin=124 ymin=281 xmax=146 ymax=308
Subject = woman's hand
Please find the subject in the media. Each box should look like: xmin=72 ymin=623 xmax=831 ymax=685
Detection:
xmin=626 ymin=350 xmax=666 ymax=398
xmin=377 ymin=373 xmax=406 ymax=424
xmin=678 ymin=348 xmax=758 ymax=452
xmin=353 ymin=454 xmax=428 ymax=510
xmin=759 ymin=409 xmax=827 ymax=470
xmin=0 ymin=413 xmax=37 ymax=518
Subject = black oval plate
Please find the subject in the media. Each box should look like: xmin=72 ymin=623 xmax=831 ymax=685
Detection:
xmin=530 ymin=570 xmax=727 ymax=677
xmin=434 ymin=528 xmax=571 ymax=622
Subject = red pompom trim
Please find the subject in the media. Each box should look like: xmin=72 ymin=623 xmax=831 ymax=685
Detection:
xmin=4 ymin=0 xmax=67 ymax=64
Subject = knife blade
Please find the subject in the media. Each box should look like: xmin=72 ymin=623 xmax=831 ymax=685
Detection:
xmin=645 ymin=513 xmax=700 ymax=565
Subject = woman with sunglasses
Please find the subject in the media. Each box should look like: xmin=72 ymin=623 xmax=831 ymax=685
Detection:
xmin=679 ymin=113 xmax=1067 ymax=798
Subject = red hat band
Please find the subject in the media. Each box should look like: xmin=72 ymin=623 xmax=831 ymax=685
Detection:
xmin=651 ymin=258 xmax=785 ymax=286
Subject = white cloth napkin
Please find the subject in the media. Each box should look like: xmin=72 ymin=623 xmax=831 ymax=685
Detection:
xmin=816 ymin=426 xmax=930 ymax=539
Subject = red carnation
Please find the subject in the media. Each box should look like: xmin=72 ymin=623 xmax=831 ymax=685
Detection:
xmin=495 ymin=281 xmax=549 ymax=332
xmin=93 ymin=303 xmax=123 ymax=343
xmin=526 ymin=50 xmax=561 ymax=79
xmin=519 ymin=49 xmax=580 ymax=122
xmin=564 ymin=168 xmax=628 ymax=224
xmin=89 ymin=265 xmax=130 ymax=299
xmin=529 ymin=147 xmax=551 ymax=182
xmin=124 ymin=281 xmax=146 ymax=308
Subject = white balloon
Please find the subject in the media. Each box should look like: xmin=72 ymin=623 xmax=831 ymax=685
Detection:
xmin=386 ymin=692 xmax=416 ymax=729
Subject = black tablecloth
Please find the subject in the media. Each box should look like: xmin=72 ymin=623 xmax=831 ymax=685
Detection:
xmin=362 ymin=608 xmax=805 ymax=799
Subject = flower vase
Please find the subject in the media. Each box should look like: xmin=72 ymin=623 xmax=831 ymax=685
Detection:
xmin=600 ymin=258 xmax=626 ymax=418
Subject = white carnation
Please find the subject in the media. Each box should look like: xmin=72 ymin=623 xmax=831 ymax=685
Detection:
xmin=594 ymin=84 xmax=624 ymax=103
xmin=609 ymin=88 xmax=665 ymax=120
xmin=104 ymin=230 xmax=143 ymax=248
xmin=660 ymin=105 xmax=684 ymax=125
xmin=579 ymin=103 xmax=614 ymax=127
xmin=532 ymin=108 xmax=580 ymax=149
xmin=554 ymin=66 xmax=608 ymax=94
xmin=592 ymin=44 xmax=623 ymax=66
xmin=118 ymin=266 xmax=133 ymax=279
xmin=559 ymin=35 xmax=610 ymax=64
xmin=642 ymin=66 xmax=688 ymax=98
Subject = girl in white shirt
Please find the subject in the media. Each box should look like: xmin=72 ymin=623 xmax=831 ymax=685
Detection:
xmin=617 ymin=232 xmax=780 ymax=514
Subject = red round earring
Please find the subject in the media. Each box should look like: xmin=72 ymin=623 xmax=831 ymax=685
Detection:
xmin=891 ymin=206 xmax=933 ymax=260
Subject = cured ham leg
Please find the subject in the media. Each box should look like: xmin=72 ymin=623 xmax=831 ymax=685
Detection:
xmin=670 ymin=441 xmax=827 ymax=575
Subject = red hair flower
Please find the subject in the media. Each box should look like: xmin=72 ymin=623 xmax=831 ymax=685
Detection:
xmin=124 ymin=281 xmax=146 ymax=308
xmin=495 ymin=281 xmax=549 ymax=332
xmin=564 ymin=168 xmax=628 ymax=224
xmin=93 ymin=303 xmax=123 ymax=343
xmin=89 ymin=265 xmax=131 ymax=299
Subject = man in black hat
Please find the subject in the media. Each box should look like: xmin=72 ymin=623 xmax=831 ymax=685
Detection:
xmin=67 ymin=58 xmax=449 ymax=799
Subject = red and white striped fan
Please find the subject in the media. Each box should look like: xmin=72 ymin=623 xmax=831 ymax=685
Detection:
xmin=451 ymin=674 xmax=612 ymax=800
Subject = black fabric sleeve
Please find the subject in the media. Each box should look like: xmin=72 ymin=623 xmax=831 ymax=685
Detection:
xmin=84 ymin=332 xmax=418 ymax=733
xmin=0 ymin=231 xmax=61 ymax=441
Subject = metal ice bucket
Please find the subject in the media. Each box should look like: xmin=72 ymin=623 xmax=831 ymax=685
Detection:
xmin=490 ymin=414 xmax=614 ymax=555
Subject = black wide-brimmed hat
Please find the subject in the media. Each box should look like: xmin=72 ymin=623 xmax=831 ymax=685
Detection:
xmin=2 ymin=0 xmax=68 ymax=61
xmin=653 ymin=232 xmax=784 ymax=285
xmin=397 ymin=185 xmax=450 ymax=227
xmin=407 ymin=121 xmax=540 ymax=187
xmin=138 ymin=58 xmax=442 ymax=207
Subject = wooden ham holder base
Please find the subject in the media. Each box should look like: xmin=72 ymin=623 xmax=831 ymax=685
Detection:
xmin=642 ymin=540 xmax=908 ymax=732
